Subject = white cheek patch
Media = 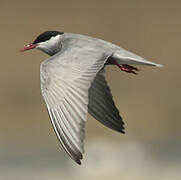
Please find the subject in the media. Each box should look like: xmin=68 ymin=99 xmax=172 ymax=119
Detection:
xmin=37 ymin=35 xmax=61 ymax=49
xmin=47 ymin=35 xmax=61 ymax=45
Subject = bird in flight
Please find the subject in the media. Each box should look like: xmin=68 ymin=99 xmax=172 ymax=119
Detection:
xmin=21 ymin=31 xmax=163 ymax=164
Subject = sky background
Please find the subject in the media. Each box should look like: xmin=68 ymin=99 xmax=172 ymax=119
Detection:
xmin=0 ymin=0 xmax=180 ymax=179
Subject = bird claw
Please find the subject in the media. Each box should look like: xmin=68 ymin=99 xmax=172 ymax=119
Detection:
xmin=120 ymin=64 xmax=139 ymax=74
xmin=113 ymin=61 xmax=139 ymax=74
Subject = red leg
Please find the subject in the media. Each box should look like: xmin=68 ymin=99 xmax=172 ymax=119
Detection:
xmin=113 ymin=61 xmax=139 ymax=75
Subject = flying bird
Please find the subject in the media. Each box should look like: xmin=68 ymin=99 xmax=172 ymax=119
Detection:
xmin=21 ymin=31 xmax=163 ymax=164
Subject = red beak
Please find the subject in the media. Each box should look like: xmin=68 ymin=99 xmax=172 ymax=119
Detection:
xmin=20 ymin=43 xmax=37 ymax=52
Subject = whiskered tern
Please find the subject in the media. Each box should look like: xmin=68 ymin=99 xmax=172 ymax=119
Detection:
xmin=21 ymin=31 xmax=163 ymax=164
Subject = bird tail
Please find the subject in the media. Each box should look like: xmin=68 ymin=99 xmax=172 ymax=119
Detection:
xmin=112 ymin=50 xmax=164 ymax=67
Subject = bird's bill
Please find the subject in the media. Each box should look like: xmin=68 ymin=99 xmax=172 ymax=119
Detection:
xmin=20 ymin=43 xmax=37 ymax=52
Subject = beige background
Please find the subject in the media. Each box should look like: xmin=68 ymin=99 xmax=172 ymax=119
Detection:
xmin=0 ymin=0 xmax=180 ymax=179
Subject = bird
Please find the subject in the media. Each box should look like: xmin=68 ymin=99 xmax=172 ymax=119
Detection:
xmin=21 ymin=31 xmax=163 ymax=165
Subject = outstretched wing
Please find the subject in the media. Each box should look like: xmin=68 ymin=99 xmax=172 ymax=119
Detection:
xmin=88 ymin=69 xmax=125 ymax=133
xmin=40 ymin=47 xmax=111 ymax=164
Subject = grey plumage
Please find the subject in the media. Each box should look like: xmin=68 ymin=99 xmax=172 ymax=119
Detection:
xmin=22 ymin=31 xmax=163 ymax=164
xmin=40 ymin=45 xmax=111 ymax=164
xmin=88 ymin=69 xmax=124 ymax=133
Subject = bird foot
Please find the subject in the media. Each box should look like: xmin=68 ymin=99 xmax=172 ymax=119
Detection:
xmin=113 ymin=61 xmax=139 ymax=74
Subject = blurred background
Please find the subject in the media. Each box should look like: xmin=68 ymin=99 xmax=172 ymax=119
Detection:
xmin=0 ymin=0 xmax=180 ymax=179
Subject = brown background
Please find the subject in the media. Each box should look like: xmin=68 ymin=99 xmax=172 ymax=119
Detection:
xmin=0 ymin=0 xmax=180 ymax=179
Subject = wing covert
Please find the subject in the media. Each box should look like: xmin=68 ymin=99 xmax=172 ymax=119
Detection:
xmin=40 ymin=48 xmax=111 ymax=164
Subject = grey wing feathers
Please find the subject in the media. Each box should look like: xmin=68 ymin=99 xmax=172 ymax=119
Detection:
xmin=40 ymin=49 xmax=111 ymax=164
xmin=88 ymin=69 xmax=125 ymax=133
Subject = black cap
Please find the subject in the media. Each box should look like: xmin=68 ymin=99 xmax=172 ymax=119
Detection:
xmin=33 ymin=31 xmax=64 ymax=44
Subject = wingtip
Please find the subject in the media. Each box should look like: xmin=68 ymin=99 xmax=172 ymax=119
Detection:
xmin=121 ymin=129 xmax=126 ymax=134
xmin=74 ymin=153 xmax=83 ymax=165
xmin=75 ymin=159 xmax=82 ymax=165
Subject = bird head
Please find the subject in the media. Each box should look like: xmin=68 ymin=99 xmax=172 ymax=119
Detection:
xmin=21 ymin=31 xmax=64 ymax=55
